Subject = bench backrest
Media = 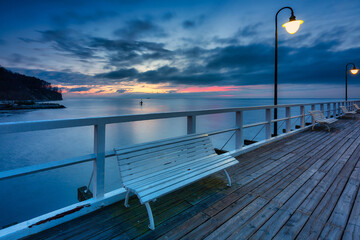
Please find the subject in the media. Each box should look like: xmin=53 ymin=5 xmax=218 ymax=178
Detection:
xmin=340 ymin=106 xmax=349 ymax=113
xmin=114 ymin=134 xmax=216 ymax=187
xmin=309 ymin=110 xmax=326 ymax=121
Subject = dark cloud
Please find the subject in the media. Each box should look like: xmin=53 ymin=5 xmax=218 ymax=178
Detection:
xmin=213 ymin=23 xmax=265 ymax=46
xmin=90 ymin=37 xmax=173 ymax=66
xmin=212 ymin=36 xmax=239 ymax=46
xmin=114 ymin=19 xmax=166 ymax=40
xmin=116 ymin=89 xmax=127 ymax=93
xmin=19 ymin=27 xmax=174 ymax=68
xmin=180 ymin=47 xmax=208 ymax=59
xmin=206 ymin=44 xmax=273 ymax=70
xmin=38 ymin=29 xmax=95 ymax=59
xmin=68 ymin=87 xmax=91 ymax=92
xmin=52 ymin=10 xmax=118 ymax=26
xmin=162 ymin=12 xmax=175 ymax=21
xmin=10 ymin=68 xmax=98 ymax=85
xmin=236 ymin=23 xmax=262 ymax=37
xmin=182 ymin=20 xmax=195 ymax=29
xmin=18 ymin=37 xmax=36 ymax=43
xmin=182 ymin=15 xmax=205 ymax=29
xmin=96 ymin=68 xmax=138 ymax=79
xmin=7 ymin=53 xmax=38 ymax=64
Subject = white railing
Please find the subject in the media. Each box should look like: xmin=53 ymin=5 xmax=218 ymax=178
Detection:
xmin=0 ymin=100 xmax=358 ymax=238
xmin=0 ymin=100 xmax=358 ymax=198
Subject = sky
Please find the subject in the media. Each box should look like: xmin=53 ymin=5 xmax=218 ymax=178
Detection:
xmin=1 ymin=0 xmax=360 ymax=98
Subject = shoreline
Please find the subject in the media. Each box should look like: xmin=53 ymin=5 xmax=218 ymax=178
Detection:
xmin=0 ymin=103 xmax=65 ymax=110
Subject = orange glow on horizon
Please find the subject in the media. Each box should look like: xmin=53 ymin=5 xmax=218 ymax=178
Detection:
xmin=178 ymin=86 xmax=239 ymax=93
xmin=54 ymin=84 xmax=272 ymax=96
xmin=54 ymin=83 xmax=178 ymax=95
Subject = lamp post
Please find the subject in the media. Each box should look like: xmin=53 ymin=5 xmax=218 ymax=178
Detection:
xmin=345 ymin=63 xmax=359 ymax=101
xmin=274 ymin=7 xmax=303 ymax=136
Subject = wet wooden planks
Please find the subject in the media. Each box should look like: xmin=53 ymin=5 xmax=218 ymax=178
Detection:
xmin=26 ymin=119 xmax=360 ymax=240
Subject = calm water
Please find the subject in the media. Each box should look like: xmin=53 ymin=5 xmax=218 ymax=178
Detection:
xmin=0 ymin=97 xmax=345 ymax=227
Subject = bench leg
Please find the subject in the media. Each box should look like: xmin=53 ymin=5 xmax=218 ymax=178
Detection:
xmin=145 ymin=202 xmax=155 ymax=230
xmin=124 ymin=190 xmax=131 ymax=208
xmin=223 ymin=169 xmax=231 ymax=187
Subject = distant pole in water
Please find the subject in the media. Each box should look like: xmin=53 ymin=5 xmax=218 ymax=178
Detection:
xmin=140 ymin=99 xmax=143 ymax=105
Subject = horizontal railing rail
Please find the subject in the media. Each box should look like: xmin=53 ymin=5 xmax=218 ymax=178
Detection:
xmin=0 ymin=100 xmax=356 ymax=134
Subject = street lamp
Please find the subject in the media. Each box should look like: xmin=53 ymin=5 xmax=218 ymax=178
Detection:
xmin=345 ymin=63 xmax=359 ymax=101
xmin=274 ymin=7 xmax=303 ymax=136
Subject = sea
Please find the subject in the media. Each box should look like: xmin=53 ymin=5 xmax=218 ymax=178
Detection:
xmin=0 ymin=97 xmax=348 ymax=228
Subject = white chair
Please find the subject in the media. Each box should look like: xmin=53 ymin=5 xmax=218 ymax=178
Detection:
xmin=340 ymin=106 xmax=357 ymax=118
xmin=353 ymin=104 xmax=360 ymax=113
xmin=309 ymin=110 xmax=338 ymax=131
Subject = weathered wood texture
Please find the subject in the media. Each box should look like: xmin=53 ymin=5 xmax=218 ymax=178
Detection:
xmin=26 ymin=119 xmax=360 ymax=240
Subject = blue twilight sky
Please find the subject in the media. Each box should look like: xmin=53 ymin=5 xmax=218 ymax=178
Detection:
xmin=1 ymin=0 xmax=360 ymax=98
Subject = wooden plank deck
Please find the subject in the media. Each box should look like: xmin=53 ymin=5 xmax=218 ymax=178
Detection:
xmin=26 ymin=118 xmax=360 ymax=240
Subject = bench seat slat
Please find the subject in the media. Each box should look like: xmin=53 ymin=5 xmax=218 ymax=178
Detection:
xmin=132 ymin=156 xmax=237 ymax=193
xmin=119 ymin=140 xmax=213 ymax=169
xmin=114 ymin=134 xmax=209 ymax=155
xmin=121 ymin=149 xmax=216 ymax=182
xmin=124 ymin=152 xmax=219 ymax=186
xmin=117 ymin=137 xmax=211 ymax=163
xmin=127 ymin=153 xmax=235 ymax=190
xmin=138 ymin=160 xmax=238 ymax=203
xmin=121 ymin=148 xmax=214 ymax=177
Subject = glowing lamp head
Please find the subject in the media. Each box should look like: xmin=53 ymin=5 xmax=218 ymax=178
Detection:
xmin=282 ymin=15 xmax=303 ymax=34
xmin=350 ymin=66 xmax=359 ymax=75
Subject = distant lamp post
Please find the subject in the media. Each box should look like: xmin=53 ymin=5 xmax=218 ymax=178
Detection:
xmin=274 ymin=7 xmax=303 ymax=136
xmin=345 ymin=63 xmax=359 ymax=101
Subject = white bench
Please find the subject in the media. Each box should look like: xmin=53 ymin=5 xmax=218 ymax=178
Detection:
xmin=354 ymin=103 xmax=360 ymax=113
xmin=340 ymin=106 xmax=357 ymax=118
xmin=114 ymin=133 xmax=239 ymax=230
xmin=309 ymin=110 xmax=338 ymax=131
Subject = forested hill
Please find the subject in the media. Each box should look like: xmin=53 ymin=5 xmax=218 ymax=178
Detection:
xmin=0 ymin=66 xmax=62 ymax=101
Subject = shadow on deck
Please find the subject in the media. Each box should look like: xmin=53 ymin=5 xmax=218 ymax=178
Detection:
xmin=27 ymin=118 xmax=360 ymax=239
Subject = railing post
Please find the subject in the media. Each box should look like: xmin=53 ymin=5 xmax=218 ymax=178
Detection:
xmin=187 ymin=115 xmax=196 ymax=134
xmin=333 ymin=103 xmax=336 ymax=117
xmin=338 ymin=102 xmax=341 ymax=116
xmin=311 ymin=105 xmax=315 ymax=125
xmin=320 ymin=104 xmax=324 ymax=116
xmin=327 ymin=103 xmax=330 ymax=118
xmin=285 ymin=107 xmax=291 ymax=133
xmin=266 ymin=108 xmax=271 ymax=139
xmin=300 ymin=105 xmax=305 ymax=128
xmin=93 ymin=123 xmax=106 ymax=198
xmin=235 ymin=111 xmax=243 ymax=149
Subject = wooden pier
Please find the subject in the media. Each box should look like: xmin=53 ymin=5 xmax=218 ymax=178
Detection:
xmin=25 ymin=118 xmax=360 ymax=239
